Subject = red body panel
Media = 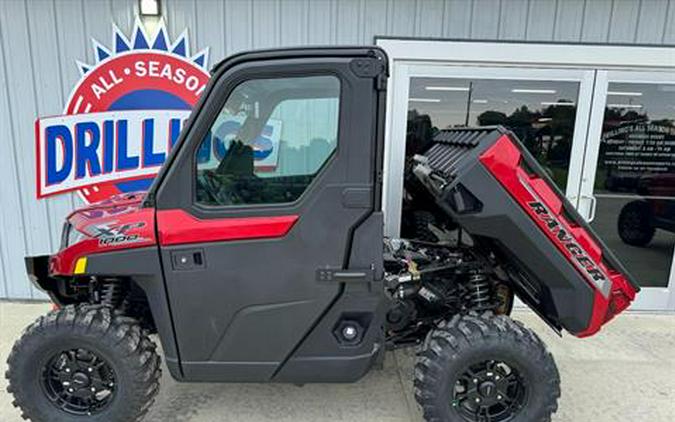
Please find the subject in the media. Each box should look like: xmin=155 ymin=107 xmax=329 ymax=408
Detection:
xmin=480 ymin=135 xmax=637 ymax=337
xmin=156 ymin=209 xmax=298 ymax=246
xmin=50 ymin=193 xmax=156 ymax=275
xmin=50 ymin=190 xmax=299 ymax=274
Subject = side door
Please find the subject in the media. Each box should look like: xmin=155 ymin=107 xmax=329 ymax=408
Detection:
xmin=151 ymin=48 xmax=388 ymax=382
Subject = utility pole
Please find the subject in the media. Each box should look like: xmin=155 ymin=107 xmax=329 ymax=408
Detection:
xmin=464 ymin=81 xmax=473 ymax=127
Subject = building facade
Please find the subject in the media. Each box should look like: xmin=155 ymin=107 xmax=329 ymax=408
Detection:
xmin=0 ymin=0 xmax=673 ymax=309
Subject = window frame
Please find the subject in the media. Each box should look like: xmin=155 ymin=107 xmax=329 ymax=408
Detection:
xmin=186 ymin=70 xmax=345 ymax=216
xmin=192 ymin=74 xmax=342 ymax=210
xmin=151 ymin=49 xmax=386 ymax=225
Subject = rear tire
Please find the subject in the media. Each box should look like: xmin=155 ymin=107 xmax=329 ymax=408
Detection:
xmin=412 ymin=211 xmax=440 ymax=242
xmin=6 ymin=304 xmax=161 ymax=422
xmin=414 ymin=312 xmax=560 ymax=422
xmin=618 ymin=200 xmax=655 ymax=246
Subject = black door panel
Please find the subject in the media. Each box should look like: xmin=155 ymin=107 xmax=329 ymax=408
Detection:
xmin=152 ymin=48 xmax=388 ymax=382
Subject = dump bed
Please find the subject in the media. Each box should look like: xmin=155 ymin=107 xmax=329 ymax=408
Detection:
xmin=410 ymin=126 xmax=639 ymax=337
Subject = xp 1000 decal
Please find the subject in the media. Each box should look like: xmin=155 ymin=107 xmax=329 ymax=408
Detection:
xmin=35 ymin=19 xmax=281 ymax=204
xmin=88 ymin=221 xmax=148 ymax=247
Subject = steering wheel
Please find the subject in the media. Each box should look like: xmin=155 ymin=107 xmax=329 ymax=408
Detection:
xmin=199 ymin=170 xmax=243 ymax=205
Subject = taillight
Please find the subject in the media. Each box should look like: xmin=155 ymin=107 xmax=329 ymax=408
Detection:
xmin=604 ymin=272 xmax=637 ymax=323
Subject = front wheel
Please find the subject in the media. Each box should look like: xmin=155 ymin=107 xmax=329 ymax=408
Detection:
xmin=6 ymin=305 xmax=161 ymax=422
xmin=414 ymin=312 xmax=560 ymax=422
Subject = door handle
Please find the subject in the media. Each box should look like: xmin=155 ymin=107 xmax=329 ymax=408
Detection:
xmin=581 ymin=194 xmax=597 ymax=222
xmin=316 ymin=268 xmax=374 ymax=283
xmin=170 ymin=249 xmax=205 ymax=271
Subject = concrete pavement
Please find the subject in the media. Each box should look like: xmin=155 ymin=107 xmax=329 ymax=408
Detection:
xmin=1 ymin=301 xmax=673 ymax=421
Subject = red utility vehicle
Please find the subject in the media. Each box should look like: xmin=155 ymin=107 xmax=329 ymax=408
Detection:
xmin=8 ymin=47 xmax=637 ymax=422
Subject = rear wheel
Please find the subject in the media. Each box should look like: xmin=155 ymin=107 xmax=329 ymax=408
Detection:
xmin=411 ymin=210 xmax=440 ymax=242
xmin=414 ymin=313 xmax=560 ymax=422
xmin=6 ymin=304 xmax=161 ymax=422
xmin=618 ymin=200 xmax=655 ymax=246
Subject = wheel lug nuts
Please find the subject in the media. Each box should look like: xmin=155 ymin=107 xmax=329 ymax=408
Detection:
xmin=68 ymin=388 xmax=74 ymax=393
xmin=65 ymin=368 xmax=71 ymax=373
xmin=497 ymin=394 xmax=503 ymax=400
xmin=475 ymin=398 xmax=481 ymax=403
xmin=473 ymin=378 xmax=478 ymax=383
xmin=88 ymin=367 xmax=93 ymax=372
xmin=495 ymin=376 xmax=500 ymax=380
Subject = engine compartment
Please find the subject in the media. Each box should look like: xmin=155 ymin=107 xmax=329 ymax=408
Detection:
xmin=384 ymin=237 xmax=513 ymax=348
xmin=394 ymin=126 xmax=639 ymax=338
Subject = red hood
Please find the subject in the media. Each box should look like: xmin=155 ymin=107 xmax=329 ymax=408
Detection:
xmin=67 ymin=192 xmax=147 ymax=223
xmin=51 ymin=192 xmax=157 ymax=276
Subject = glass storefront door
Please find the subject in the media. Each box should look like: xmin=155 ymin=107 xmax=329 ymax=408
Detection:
xmin=401 ymin=66 xmax=595 ymax=201
xmin=581 ymin=71 xmax=675 ymax=310
xmin=385 ymin=63 xmax=674 ymax=311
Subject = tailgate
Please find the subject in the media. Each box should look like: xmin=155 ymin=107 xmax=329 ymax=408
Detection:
xmin=410 ymin=126 xmax=639 ymax=337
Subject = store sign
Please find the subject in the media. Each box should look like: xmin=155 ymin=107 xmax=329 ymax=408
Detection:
xmin=602 ymin=123 xmax=675 ymax=175
xmin=35 ymin=19 xmax=283 ymax=204
xmin=35 ymin=19 xmax=210 ymax=203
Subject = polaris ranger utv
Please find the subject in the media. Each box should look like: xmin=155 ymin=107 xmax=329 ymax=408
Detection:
xmin=8 ymin=47 xmax=638 ymax=422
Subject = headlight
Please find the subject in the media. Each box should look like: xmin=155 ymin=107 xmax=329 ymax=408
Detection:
xmin=68 ymin=227 xmax=87 ymax=247
xmin=60 ymin=222 xmax=71 ymax=249
xmin=61 ymin=222 xmax=87 ymax=249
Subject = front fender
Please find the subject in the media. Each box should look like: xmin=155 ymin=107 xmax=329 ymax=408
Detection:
xmin=25 ymin=249 xmax=183 ymax=380
xmin=25 ymin=255 xmax=68 ymax=305
xmin=84 ymin=247 xmax=184 ymax=380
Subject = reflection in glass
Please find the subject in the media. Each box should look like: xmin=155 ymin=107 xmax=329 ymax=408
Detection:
xmin=592 ymin=82 xmax=675 ymax=288
xmin=195 ymin=75 xmax=340 ymax=206
xmin=406 ymin=77 xmax=580 ymax=191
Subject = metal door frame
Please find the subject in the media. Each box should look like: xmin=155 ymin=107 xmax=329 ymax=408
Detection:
xmin=582 ymin=70 xmax=675 ymax=310
xmin=377 ymin=39 xmax=675 ymax=311
xmin=383 ymin=63 xmax=595 ymax=237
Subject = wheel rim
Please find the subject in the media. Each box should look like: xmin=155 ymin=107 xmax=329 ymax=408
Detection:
xmin=451 ymin=359 xmax=527 ymax=422
xmin=40 ymin=348 xmax=117 ymax=415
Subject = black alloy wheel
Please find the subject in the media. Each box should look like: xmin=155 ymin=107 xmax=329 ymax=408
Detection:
xmin=452 ymin=359 xmax=527 ymax=422
xmin=41 ymin=347 xmax=117 ymax=415
xmin=6 ymin=305 xmax=161 ymax=422
xmin=414 ymin=312 xmax=560 ymax=422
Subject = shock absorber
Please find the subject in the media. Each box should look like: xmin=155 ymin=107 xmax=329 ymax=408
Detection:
xmin=467 ymin=273 xmax=492 ymax=311
xmin=99 ymin=279 xmax=126 ymax=308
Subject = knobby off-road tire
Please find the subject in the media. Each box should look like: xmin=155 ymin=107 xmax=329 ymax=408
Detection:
xmin=412 ymin=210 xmax=440 ymax=243
xmin=617 ymin=200 xmax=655 ymax=247
xmin=6 ymin=304 xmax=161 ymax=422
xmin=414 ymin=312 xmax=560 ymax=422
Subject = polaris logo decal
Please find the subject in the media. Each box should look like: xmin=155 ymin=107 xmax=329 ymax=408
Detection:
xmin=35 ymin=19 xmax=211 ymax=203
xmin=517 ymin=175 xmax=611 ymax=298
